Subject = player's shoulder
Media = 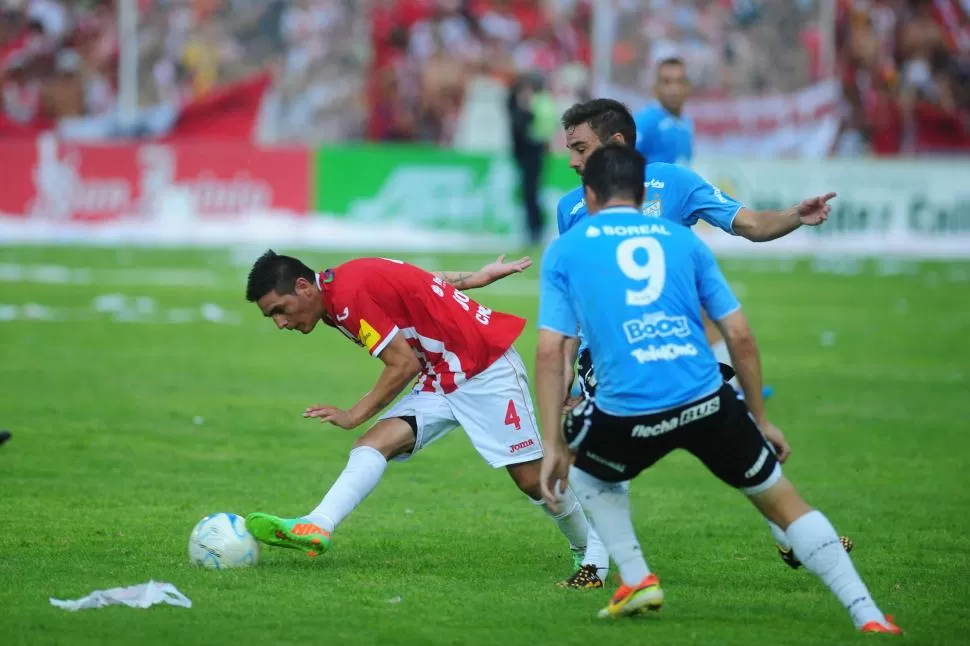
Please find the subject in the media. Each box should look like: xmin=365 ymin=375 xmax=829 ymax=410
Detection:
xmin=634 ymin=101 xmax=664 ymax=125
xmin=645 ymin=161 xmax=703 ymax=187
xmin=557 ymin=186 xmax=585 ymax=215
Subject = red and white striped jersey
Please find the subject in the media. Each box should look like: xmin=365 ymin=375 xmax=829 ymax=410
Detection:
xmin=318 ymin=258 xmax=526 ymax=394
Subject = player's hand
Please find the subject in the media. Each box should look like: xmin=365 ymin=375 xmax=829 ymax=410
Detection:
xmin=759 ymin=419 xmax=791 ymax=463
xmin=304 ymin=405 xmax=357 ymax=430
xmin=795 ymin=192 xmax=836 ymax=226
xmin=562 ymin=395 xmax=584 ymax=413
xmin=539 ymin=443 xmax=572 ymax=510
xmin=478 ymin=254 xmax=532 ymax=286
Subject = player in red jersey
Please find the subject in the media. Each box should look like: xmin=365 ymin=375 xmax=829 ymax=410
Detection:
xmin=243 ymin=250 xmax=609 ymax=585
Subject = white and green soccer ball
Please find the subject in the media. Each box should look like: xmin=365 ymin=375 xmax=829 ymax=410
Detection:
xmin=188 ymin=512 xmax=259 ymax=569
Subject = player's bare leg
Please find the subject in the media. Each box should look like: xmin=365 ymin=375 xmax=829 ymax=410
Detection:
xmin=506 ymin=459 xmax=610 ymax=588
xmin=747 ymin=476 xmax=900 ymax=634
xmin=246 ymin=417 xmax=415 ymax=557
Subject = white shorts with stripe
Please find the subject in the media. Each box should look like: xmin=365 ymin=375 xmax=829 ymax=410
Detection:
xmin=379 ymin=347 xmax=543 ymax=468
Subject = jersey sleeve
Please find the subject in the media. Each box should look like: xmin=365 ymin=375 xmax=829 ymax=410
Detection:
xmin=346 ymin=291 xmax=400 ymax=358
xmin=681 ymin=167 xmax=744 ymax=235
xmin=537 ymin=241 xmax=579 ymax=337
xmin=556 ymin=195 xmax=568 ymax=235
xmin=693 ymin=240 xmax=740 ymax=321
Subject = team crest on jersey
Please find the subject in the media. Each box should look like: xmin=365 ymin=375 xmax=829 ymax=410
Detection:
xmin=643 ymin=199 xmax=662 ymax=217
xmin=358 ymin=319 xmax=381 ymax=352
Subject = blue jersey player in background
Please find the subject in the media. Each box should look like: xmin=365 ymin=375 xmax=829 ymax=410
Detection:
xmin=552 ymin=98 xmax=842 ymax=578
xmin=632 ymin=57 xmax=693 ymax=166
xmin=533 ymin=144 xmax=899 ymax=635
xmin=555 ymin=98 xmax=836 ymax=406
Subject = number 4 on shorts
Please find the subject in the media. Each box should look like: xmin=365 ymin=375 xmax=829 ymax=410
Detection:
xmin=505 ymin=399 xmax=522 ymax=430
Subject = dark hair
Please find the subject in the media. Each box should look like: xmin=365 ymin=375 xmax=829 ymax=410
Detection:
xmin=657 ymin=56 xmax=686 ymax=71
xmin=245 ymin=250 xmax=316 ymax=302
xmin=560 ymin=98 xmax=637 ymax=146
xmin=581 ymin=144 xmax=646 ymax=206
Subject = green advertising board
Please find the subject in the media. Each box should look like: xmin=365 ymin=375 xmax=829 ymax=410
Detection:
xmin=313 ymin=145 xmax=578 ymax=235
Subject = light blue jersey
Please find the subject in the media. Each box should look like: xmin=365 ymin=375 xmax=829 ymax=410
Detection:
xmin=633 ymin=101 xmax=694 ymax=166
xmin=555 ymin=162 xmax=742 ymax=236
xmin=539 ymin=207 xmax=740 ymax=415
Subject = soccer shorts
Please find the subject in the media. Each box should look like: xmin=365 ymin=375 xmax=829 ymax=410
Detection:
xmin=379 ymin=347 xmax=543 ymax=468
xmin=577 ymin=348 xmax=597 ymax=400
xmin=563 ymin=383 xmax=781 ymax=493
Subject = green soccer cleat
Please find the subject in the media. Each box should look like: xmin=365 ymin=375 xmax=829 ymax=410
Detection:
xmin=245 ymin=512 xmax=332 ymax=558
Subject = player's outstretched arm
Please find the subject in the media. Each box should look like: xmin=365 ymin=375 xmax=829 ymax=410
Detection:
xmin=304 ymin=334 xmax=421 ymax=430
xmin=732 ymin=192 xmax=837 ymax=242
xmin=435 ymin=254 xmax=532 ymax=291
xmin=535 ymin=329 xmax=573 ymax=508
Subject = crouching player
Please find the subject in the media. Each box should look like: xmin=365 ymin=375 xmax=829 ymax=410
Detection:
xmin=243 ymin=251 xmax=608 ymax=585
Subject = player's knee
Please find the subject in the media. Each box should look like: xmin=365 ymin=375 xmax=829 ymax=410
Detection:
xmin=746 ymin=476 xmax=814 ymax=530
xmin=506 ymin=460 xmax=542 ymax=499
xmin=354 ymin=418 xmax=416 ymax=460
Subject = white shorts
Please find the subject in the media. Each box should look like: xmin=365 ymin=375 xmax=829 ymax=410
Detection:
xmin=379 ymin=347 xmax=544 ymax=468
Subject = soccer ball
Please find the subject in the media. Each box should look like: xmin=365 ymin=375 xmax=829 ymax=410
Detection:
xmin=188 ymin=512 xmax=259 ymax=569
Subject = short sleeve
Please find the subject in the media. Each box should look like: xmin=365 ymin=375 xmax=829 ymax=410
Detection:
xmin=556 ymin=195 xmax=567 ymax=235
xmin=346 ymin=292 xmax=400 ymax=357
xmin=681 ymin=168 xmax=744 ymax=235
xmin=694 ymin=240 xmax=740 ymax=321
xmin=537 ymin=241 xmax=579 ymax=337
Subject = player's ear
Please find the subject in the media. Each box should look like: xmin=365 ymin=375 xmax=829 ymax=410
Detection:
xmin=608 ymin=132 xmax=626 ymax=145
xmin=294 ymin=276 xmax=314 ymax=296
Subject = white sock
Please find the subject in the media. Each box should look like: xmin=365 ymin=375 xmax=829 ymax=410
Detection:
xmin=304 ymin=445 xmax=388 ymax=533
xmin=768 ymin=519 xmax=792 ymax=551
xmin=582 ymin=526 xmax=611 ymax=579
xmin=787 ymin=510 xmax=885 ymax=629
xmin=534 ymin=488 xmax=588 ymax=548
xmin=712 ymin=340 xmax=739 ymax=388
xmin=569 ymin=466 xmax=650 ymax=586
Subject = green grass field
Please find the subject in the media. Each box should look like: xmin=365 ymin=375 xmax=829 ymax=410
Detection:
xmin=1 ymin=246 xmax=968 ymax=646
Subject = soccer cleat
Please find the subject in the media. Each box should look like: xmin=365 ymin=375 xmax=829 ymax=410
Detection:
xmin=597 ymin=574 xmax=664 ymax=618
xmin=245 ymin=512 xmax=331 ymax=557
xmin=778 ymin=535 xmax=854 ymax=569
xmin=558 ymin=564 xmax=604 ymax=589
xmin=860 ymin=614 xmax=902 ymax=635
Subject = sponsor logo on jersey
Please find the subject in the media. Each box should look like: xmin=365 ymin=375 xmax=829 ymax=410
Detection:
xmin=599 ymin=223 xmax=670 ymax=237
xmin=623 ymin=312 xmax=690 ymax=344
xmin=509 ymin=439 xmax=536 ymax=454
xmin=336 ymin=307 xmax=349 ymax=322
xmin=570 ymin=199 xmax=586 ymax=216
xmin=358 ymin=319 xmax=381 ymax=352
xmin=630 ymin=342 xmax=698 ymax=364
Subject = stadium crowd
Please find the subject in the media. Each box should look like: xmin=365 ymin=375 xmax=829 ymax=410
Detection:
xmin=1 ymin=0 xmax=968 ymax=155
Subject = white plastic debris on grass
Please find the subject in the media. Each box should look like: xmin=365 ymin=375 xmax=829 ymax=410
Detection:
xmin=50 ymin=581 xmax=192 ymax=611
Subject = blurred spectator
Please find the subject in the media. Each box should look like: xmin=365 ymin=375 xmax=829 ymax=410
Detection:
xmin=837 ymin=0 xmax=970 ymax=155
xmin=507 ymin=70 xmax=556 ymax=245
